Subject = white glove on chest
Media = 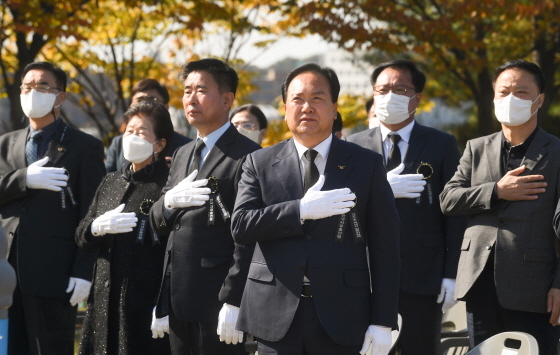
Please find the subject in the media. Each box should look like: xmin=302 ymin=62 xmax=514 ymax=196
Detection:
xmin=164 ymin=170 xmax=211 ymax=209
xmin=26 ymin=156 xmax=68 ymax=191
xmin=387 ymin=163 xmax=426 ymax=199
xmin=91 ymin=204 xmax=137 ymax=236
xmin=299 ymin=175 xmax=356 ymax=220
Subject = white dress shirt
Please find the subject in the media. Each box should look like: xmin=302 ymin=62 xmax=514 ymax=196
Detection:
xmin=379 ymin=120 xmax=415 ymax=167
xmin=293 ymin=134 xmax=332 ymax=185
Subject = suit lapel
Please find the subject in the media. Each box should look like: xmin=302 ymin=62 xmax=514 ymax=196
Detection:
xmin=45 ymin=123 xmax=69 ymax=166
xmin=402 ymin=123 xmax=428 ymax=174
xmin=273 ymin=139 xmax=304 ymax=200
xmin=521 ymin=129 xmax=548 ymax=175
xmin=12 ymin=129 xmax=28 ymax=169
xmin=368 ymin=127 xmax=384 ymax=163
xmin=322 ymin=138 xmax=353 ymax=191
xmin=197 ymin=125 xmax=235 ymax=179
xmin=485 ymin=133 xmax=503 ymax=182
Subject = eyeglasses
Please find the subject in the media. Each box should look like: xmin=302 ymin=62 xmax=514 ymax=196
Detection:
xmin=232 ymin=122 xmax=257 ymax=131
xmin=373 ymin=85 xmax=416 ymax=96
xmin=134 ymin=96 xmax=162 ymax=104
xmin=20 ymin=84 xmax=62 ymax=94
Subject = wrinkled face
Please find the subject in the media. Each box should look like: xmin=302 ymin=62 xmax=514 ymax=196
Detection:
xmin=494 ymin=68 xmax=543 ymax=116
xmin=284 ymin=71 xmax=337 ymax=141
xmin=131 ymin=89 xmax=166 ymax=106
xmin=182 ymin=71 xmax=232 ymax=130
xmin=123 ymin=115 xmax=157 ymax=143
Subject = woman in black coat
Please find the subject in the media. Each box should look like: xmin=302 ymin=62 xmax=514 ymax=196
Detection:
xmin=76 ymin=102 xmax=174 ymax=355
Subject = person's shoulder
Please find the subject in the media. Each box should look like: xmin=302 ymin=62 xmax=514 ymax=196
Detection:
xmin=65 ymin=126 xmax=102 ymax=145
xmin=466 ymin=132 xmax=500 ymax=147
xmin=173 ymin=131 xmax=192 ymax=145
xmin=232 ymin=131 xmax=261 ymax=154
xmin=338 ymin=138 xmax=383 ymax=160
xmin=0 ymin=128 xmax=25 ymax=143
xmin=538 ymin=128 xmax=560 ymax=146
xmin=345 ymin=128 xmax=375 ymax=143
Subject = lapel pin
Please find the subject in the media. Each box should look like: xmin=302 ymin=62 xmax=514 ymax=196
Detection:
xmin=58 ymin=147 xmax=64 ymax=152
xmin=338 ymin=165 xmax=345 ymax=170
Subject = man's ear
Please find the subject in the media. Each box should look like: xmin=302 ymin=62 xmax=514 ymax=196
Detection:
xmin=223 ymin=92 xmax=235 ymax=111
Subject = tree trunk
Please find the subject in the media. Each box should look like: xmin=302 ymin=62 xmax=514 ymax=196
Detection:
xmin=475 ymin=68 xmax=496 ymax=137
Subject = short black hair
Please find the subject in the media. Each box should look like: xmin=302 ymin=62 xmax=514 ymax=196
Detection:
xmin=181 ymin=58 xmax=238 ymax=95
xmin=365 ymin=97 xmax=374 ymax=113
xmin=332 ymin=111 xmax=343 ymax=133
xmin=229 ymin=104 xmax=268 ymax=129
xmin=492 ymin=59 xmax=546 ymax=94
xmin=124 ymin=101 xmax=174 ymax=158
xmin=131 ymin=79 xmax=170 ymax=105
xmin=370 ymin=59 xmax=426 ymax=93
xmin=282 ymin=63 xmax=340 ymax=103
xmin=22 ymin=62 xmax=67 ymax=91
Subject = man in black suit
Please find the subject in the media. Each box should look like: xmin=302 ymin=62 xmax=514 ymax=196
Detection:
xmin=105 ymin=78 xmax=191 ymax=173
xmin=0 ymin=61 xmax=105 ymax=355
xmin=150 ymin=58 xmax=260 ymax=355
xmin=346 ymin=60 xmax=466 ymax=355
xmin=231 ymin=63 xmax=401 ymax=355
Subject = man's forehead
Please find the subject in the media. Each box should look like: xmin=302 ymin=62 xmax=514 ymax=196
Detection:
xmin=288 ymin=72 xmax=330 ymax=94
xmin=23 ymin=69 xmax=55 ymax=83
xmin=376 ymin=67 xmax=413 ymax=84
xmin=184 ymin=70 xmax=216 ymax=86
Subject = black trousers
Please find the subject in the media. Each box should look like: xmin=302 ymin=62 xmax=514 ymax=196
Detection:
xmin=257 ymin=297 xmax=362 ymax=355
xmin=396 ymin=289 xmax=442 ymax=355
xmin=168 ymin=308 xmax=246 ymax=355
xmin=464 ymin=251 xmax=560 ymax=354
xmin=8 ymin=284 xmax=76 ymax=355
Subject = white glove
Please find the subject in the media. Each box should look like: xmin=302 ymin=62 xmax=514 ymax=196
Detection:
xmin=26 ymin=156 xmax=68 ymax=191
xmin=360 ymin=325 xmax=392 ymax=355
xmin=387 ymin=163 xmax=426 ymax=199
xmin=91 ymin=204 xmax=137 ymax=236
xmin=66 ymin=277 xmax=92 ymax=306
xmin=437 ymin=278 xmax=458 ymax=313
xmin=217 ymin=303 xmax=243 ymax=344
xmin=151 ymin=307 xmax=169 ymax=338
xmin=164 ymin=170 xmax=212 ymax=209
xmin=299 ymin=175 xmax=356 ymax=220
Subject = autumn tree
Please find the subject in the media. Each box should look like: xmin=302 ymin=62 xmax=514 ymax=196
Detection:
xmin=282 ymin=0 xmax=560 ymax=138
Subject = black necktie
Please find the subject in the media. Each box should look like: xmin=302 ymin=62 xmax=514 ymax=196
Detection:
xmin=188 ymin=139 xmax=206 ymax=175
xmin=387 ymin=134 xmax=401 ymax=171
xmin=303 ymin=149 xmax=319 ymax=193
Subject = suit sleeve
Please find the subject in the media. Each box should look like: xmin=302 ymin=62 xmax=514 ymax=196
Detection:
xmin=440 ymin=140 xmax=497 ymax=216
xmin=0 ymin=167 xmax=28 ymax=209
xmin=218 ymin=156 xmax=257 ymax=307
xmin=441 ymin=135 xmax=468 ymax=279
xmin=70 ymin=138 xmax=105 ymax=280
xmin=231 ymin=153 xmax=304 ymax=245
xmin=150 ymin=148 xmax=181 ymax=236
xmin=366 ymin=155 xmax=401 ymax=329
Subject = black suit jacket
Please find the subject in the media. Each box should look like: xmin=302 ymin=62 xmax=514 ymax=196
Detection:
xmin=0 ymin=122 xmax=105 ymax=297
xmin=150 ymin=125 xmax=260 ymax=323
xmin=105 ymin=131 xmax=192 ymax=173
xmin=346 ymin=123 xmax=467 ymax=295
xmin=231 ymin=137 xmax=401 ymax=346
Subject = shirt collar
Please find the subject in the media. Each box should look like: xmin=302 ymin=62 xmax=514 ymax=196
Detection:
xmin=293 ymin=134 xmax=333 ymax=161
xmin=29 ymin=118 xmax=61 ymax=140
xmin=501 ymin=126 xmax=539 ymax=150
xmin=198 ymin=121 xmax=231 ymax=152
xmin=380 ymin=120 xmax=415 ymax=143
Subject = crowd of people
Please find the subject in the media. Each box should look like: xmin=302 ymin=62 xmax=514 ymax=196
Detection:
xmin=0 ymin=55 xmax=559 ymax=355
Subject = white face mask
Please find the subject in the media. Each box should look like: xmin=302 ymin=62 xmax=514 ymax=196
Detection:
xmin=20 ymin=89 xmax=59 ymax=118
xmin=122 ymin=135 xmax=159 ymax=164
xmin=237 ymin=128 xmax=261 ymax=143
xmin=494 ymin=94 xmax=540 ymax=126
xmin=374 ymin=93 xmax=417 ymax=125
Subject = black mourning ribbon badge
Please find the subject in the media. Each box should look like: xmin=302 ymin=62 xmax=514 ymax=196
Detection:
xmin=137 ymin=199 xmax=160 ymax=245
xmin=60 ymin=168 xmax=78 ymax=211
xmin=207 ymin=177 xmax=230 ymax=226
xmin=335 ymin=194 xmax=363 ymax=244
xmin=416 ymin=162 xmax=434 ymax=206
